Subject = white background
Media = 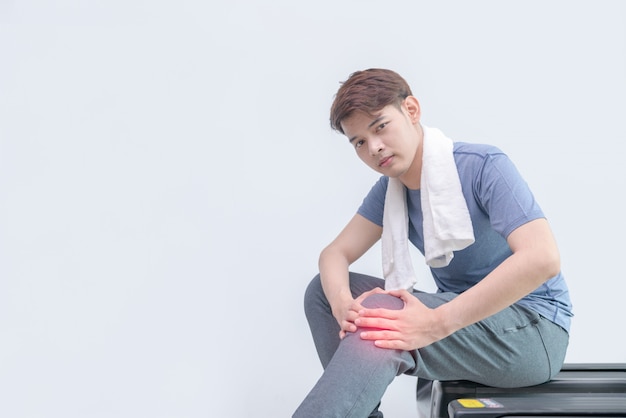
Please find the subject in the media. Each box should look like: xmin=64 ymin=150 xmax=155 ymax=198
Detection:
xmin=1 ymin=1 xmax=625 ymax=417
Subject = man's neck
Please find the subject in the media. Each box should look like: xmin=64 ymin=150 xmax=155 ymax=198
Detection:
xmin=399 ymin=135 xmax=423 ymax=190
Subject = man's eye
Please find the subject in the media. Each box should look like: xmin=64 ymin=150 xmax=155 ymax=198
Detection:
xmin=376 ymin=122 xmax=388 ymax=132
xmin=355 ymin=140 xmax=365 ymax=148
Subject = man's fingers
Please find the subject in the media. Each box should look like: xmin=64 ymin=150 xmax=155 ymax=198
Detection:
xmin=354 ymin=287 xmax=386 ymax=304
xmin=357 ymin=307 xmax=400 ymax=319
xmin=373 ymin=339 xmax=406 ymax=350
xmin=360 ymin=329 xmax=410 ymax=350
xmin=360 ymin=328 xmax=395 ymax=339
xmin=354 ymin=315 xmax=396 ymax=330
xmin=386 ymin=288 xmax=413 ymax=302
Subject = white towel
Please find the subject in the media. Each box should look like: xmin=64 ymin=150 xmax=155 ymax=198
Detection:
xmin=381 ymin=176 xmax=417 ymax=290
xmin=382 ymin=126 xmax=475 ymax=290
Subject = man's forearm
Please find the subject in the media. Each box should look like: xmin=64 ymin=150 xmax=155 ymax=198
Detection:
xmin=435 ymin=248 xmax=559 ymax=338
xmin=318 ymin=247 xmax=354 ymax=316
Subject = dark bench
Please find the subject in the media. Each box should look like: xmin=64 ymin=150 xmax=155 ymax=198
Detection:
xmin=421 ymin=363 xmax=626 ymax=418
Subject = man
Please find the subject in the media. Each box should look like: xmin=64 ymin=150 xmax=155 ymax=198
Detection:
xmin=293 ymin=69 xmax=572 ymax=418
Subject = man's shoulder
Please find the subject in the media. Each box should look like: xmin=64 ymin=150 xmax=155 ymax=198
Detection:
xmin=452 ymin=142 xmax=510 ymax=176
xmin=453 ymin=141 xmax=504 ymax=157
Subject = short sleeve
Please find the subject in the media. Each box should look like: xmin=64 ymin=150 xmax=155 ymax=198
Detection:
xmin=357 ymin=176 xmax=389 ymax=227
xmin=474 ymin=152 xmax=545 ymax=238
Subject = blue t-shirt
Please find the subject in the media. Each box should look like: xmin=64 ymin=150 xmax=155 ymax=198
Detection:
xmin=357 ymin=142 xmax=573 ymax=332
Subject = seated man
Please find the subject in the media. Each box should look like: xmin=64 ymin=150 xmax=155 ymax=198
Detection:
xmin=293 ymin=68 xmax=573 ymax=418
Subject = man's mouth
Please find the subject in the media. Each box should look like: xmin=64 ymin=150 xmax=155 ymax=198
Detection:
xmin=378 ymin=155 xmax=393 ymax=167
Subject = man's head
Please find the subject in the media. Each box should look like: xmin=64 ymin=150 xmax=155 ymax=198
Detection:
xmin=329 ymin=68 xmax=423 ymax=187
xmin=330 ymin=68 xmax=413 ymax=135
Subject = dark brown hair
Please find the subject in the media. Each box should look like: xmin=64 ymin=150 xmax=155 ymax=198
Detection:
xmin=329 ymin=68 xmax=413 ymax=134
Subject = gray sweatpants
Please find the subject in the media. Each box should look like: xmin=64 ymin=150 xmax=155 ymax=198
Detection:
xmin=293 ymin=272 xmax=569 ymax=418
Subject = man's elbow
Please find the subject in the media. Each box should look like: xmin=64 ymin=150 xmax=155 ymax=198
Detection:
xmin=538 ymin=245 xmax=561 ymax=280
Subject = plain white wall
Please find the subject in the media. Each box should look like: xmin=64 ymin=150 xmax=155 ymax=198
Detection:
xmin=1 ymin=1 xmax=624 ymax=417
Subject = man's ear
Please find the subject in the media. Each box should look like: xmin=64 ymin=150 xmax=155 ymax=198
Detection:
xmin=403 ymin=96 xmax=421 ymax=124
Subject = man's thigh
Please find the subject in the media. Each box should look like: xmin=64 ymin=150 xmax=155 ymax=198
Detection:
xmin=409 ymin=291 xmax=567 ymax=388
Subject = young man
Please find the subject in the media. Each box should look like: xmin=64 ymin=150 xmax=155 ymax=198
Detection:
xmin=293 ymin=69 xmax=573 ymax=418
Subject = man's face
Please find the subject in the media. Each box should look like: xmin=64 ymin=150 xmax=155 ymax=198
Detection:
xmin=340 ymin=99 xmax=422 ymax=180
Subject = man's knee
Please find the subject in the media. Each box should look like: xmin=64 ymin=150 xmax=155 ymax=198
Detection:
xmin=361 ymin=293 xmax=404 ymax=310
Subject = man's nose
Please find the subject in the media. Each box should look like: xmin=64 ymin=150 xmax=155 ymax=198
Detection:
xmin=369 ymin=138 xmax=384 ymax=155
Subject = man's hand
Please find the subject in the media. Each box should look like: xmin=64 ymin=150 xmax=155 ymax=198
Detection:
xmin=354 ymin=289 xmax=446 ymax=350
xmin=333 ymin=287 xmax=387 ymax=339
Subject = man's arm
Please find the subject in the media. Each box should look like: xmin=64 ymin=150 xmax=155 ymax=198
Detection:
xmin=356 ymin=218 xmax=560 ymax=349
xmin=436 ymin=217 xmax=560 ymax=336
xmin=319 ymin=213 xmax=382 ymax=337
